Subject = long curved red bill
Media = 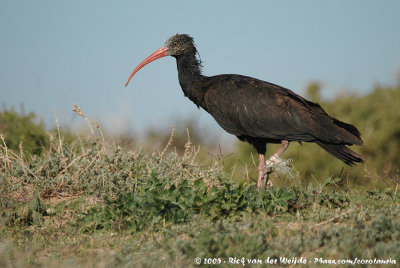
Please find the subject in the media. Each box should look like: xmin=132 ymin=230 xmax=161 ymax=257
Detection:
xmin=125 ymin=46 xmax=169 ymax=87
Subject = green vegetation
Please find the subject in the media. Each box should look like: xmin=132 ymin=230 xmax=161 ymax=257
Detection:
xmin=0 ymin=106 xmax=49 ymax=155
xmin=1 ymin=83 xmax=400 ymax=267
xmin=1 ymin=131 xmax=399 ymax=267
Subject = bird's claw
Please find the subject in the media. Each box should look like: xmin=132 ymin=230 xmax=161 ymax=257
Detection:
xmin=258 ymin=170 xmax=273 ymax=189
xmin=259 ymin=163 xmax=275 ymax=189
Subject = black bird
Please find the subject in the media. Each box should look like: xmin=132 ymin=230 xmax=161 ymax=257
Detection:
xmin=125 ymin=34 xmax=363 ymax=188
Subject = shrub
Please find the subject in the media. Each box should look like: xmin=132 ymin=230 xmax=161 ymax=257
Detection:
xmin=0 ymin=107 xmax=49 ymax=155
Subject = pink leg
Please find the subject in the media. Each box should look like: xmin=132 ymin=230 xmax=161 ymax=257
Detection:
xmin=273 ymin=140 xmax=289 ymax=159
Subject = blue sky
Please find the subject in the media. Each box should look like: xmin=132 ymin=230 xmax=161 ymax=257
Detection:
xmin=1 ymin=1 xmax=400 ymax=138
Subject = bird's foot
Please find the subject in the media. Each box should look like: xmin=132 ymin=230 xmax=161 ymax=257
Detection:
xmin=258 ymin=169 xmax=274 ymax=189
xmin=259 ymin=158 xmax=277 ymax=189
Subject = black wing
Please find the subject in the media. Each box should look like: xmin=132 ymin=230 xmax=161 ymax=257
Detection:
xmin=202 ymin=74 xmax=362 ymax=145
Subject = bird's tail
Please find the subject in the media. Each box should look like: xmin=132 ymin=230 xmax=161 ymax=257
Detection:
xmin=332 ymin=118 xmax=363 ymax=145
xmin=315 ymin=141 xmax=363 ymax=166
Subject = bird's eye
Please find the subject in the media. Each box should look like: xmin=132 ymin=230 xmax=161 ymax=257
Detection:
xmin=173 ymin=41 xmax=178 ymax=46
